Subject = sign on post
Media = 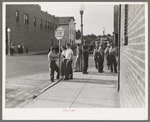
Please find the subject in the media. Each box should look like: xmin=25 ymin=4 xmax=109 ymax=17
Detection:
xmin=75 ymin=39 xmax=81 ymax=44
xmin=55 ymin=27 xmax=64 ymax=40
xmin=55 ymin=27 xmax=64 ymax=79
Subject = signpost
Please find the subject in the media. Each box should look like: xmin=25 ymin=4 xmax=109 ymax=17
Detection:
xmin=55 ymin=27 xmax=64 ymax=78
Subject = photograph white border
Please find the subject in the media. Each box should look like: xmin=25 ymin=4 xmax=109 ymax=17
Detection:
xmin=2 ymin=2 xmax=148 ymax=120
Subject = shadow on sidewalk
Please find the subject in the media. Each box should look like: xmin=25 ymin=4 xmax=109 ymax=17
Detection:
xmin=61 ymin=78 xmax=117 ymax=86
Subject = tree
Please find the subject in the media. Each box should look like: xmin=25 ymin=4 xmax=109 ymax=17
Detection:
xmin=76 ymin=30 xmax=81 ymax=39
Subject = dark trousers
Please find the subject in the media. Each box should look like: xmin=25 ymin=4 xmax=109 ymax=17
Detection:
xmin=65 ymin=59 xmax=73 ymax=80
xmin=94 ymin=58 xmax=99 ymax=69
xmin=61 ymin=59 xmax=66 ymax=76
xmin=83 ymin=52 xmax=89 ymax=73
xmin=106 ymin=55 xmax=110 ymax=68
xmin=109 ymin=55 xmax=117 ymax=73
xmin=50 ymin=61 xmax=60 ymax=82
xmin=98 ymin=57 xmax=104 ymax=73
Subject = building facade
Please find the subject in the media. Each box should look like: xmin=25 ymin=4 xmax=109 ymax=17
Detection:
xmin=116 ymin=4 xmax=146 ymax=107
xmin=58 ymin=17 xmax=76 ymax=45
xmin=6 ymin=5 xmax=59 ymax=52
xmin=113 ymin=5 xmax=119 ymax=47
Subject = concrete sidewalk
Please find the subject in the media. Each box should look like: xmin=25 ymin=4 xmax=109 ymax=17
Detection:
xmin=22 ymin=67 xmax=120 ymax=108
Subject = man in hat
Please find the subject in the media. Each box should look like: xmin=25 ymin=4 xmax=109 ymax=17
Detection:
xmin=64 ymin=43 xmax=73 ymax=80
xmin=105 ymin=43 xmax=110 ymax=69
xmin=48 ymin=46 xmax=60 ymax=82
xmin=98 ymin=43 xmax=104 ymax=73
xmin=82 ymin=40 xmax=89 ymax=74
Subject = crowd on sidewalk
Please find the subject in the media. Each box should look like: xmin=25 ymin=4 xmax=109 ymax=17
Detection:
xmin=48 ymin=41 xmax=118 ymax=83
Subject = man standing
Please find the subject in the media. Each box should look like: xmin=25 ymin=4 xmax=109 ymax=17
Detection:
xmin=82 ymin=40 xmax=89 ymax=74
xmin=105 ymin=43 xmax=110 ymax=69
xmin=98 ymin=43 xmax=104 ymax=73
xmin=109 ymin=43 xmax=117 ymax=73
xmin=64 ymin=43 xmax=73 ymax=80
xmin=74 ymin=44 xmax=81 ymax=72
xmin=48 ymin=46 xmax=60 ymax=82
xmin=93 ymin=45 xmax=99 ymax=69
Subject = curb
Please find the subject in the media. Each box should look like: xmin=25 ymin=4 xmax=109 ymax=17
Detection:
xmin=16 ymin=78 xmax=62 ymax=108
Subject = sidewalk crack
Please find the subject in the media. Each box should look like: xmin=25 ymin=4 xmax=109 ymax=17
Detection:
xmin=69 ymin=75 xmax=92 ymax=108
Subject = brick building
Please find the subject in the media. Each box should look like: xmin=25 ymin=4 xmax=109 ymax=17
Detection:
xmin=116 ymin=4 xmax=146 ymax=107
xmin=6 ymin=5 xmax=59 ymax=52
xmin=58 ymin=17 xmax=76 ymax=45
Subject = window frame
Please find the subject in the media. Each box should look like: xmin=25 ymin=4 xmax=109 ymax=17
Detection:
xmin=16 ymin=11 xmax=19 ymax=22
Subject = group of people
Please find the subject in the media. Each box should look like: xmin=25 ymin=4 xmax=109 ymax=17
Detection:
xmin=93 ymin=43 xmax=117 ymax=73
xmin=48 ymin=43 xmax=73 ymax=82
xmin=48 ymin=41 xmax=118 ymax=83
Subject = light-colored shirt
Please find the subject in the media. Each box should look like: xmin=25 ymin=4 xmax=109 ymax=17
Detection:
xmin=93 ymin=48 xmax=99 ymax=59
xmin=109 ymin=47 xmax=117 ymax=55
xmin=98 ymin=47 xmax=104 ymax=57
xmin=65 ymin=48 xmax=73 ymax=60
xmin=61 ymin=50 xmax=66 ymax=57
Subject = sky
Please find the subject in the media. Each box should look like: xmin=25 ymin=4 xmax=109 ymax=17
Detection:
xmin=39 ymin=2 xmax=115 ymax=36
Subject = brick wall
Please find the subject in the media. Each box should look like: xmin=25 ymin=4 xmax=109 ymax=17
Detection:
xmin=119 ymin=4 xmax=145 ymax=107
xmin=6 ymin=5 xmax=59 ymax=52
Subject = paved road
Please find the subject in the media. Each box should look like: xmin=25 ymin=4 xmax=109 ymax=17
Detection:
xmin=6 ymin=54 xmax=95 ymax=79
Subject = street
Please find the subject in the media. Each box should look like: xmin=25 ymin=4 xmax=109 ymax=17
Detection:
xmin=5 ymin=54 xmax=120 ymax=108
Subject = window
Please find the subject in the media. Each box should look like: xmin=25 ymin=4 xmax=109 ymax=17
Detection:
xmin=24 ymin=14 xmax=29 ymax=25
xmin=45 ymin=21 xmax=47 ymax=29
xmin=50 ymin=23 xmax=51 ymax=30
xmin=16 ymin=11 xmax=19 ymax=22
xmin=34 ymin=17 xmax=36 ymax=26
xmin=124 ymin=4 xmax=128 ymax=45
xmin=48 ymin=22 xmax=49 ymax=30
xmin=70 ymin=39 xmax=71 ymax=44
xmin=70 ymin=29 xmax=71 ymax=34
xmin=40 ymin=19 xmax=42 ymax=28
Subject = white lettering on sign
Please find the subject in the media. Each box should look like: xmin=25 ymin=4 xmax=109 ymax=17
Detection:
xmin=55 ymin=27 xmax=64 ymax=40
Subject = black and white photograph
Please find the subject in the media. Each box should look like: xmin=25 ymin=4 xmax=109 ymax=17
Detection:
xmin=2 ymin=2 xmax=148 ymax=120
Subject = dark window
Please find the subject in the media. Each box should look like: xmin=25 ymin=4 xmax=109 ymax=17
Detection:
xmin=45 ymin=21 xmax=47 ymax=29
xmin=16 ymin=11 xmax=19 ymax=22
xmin=40 ymin=19 xmax=42 ymax=28
xmin=50 ymin=23 xmax=51 ymax=30
xmin=48 ymin=22 xmax=49 ymax=30
xmin=24 ymin=14 xmax=29 ymax=25
xmin=34 ymin=17 xmax=36 ymax=26
xmin=124 ymin=4 xmax=128 ymax=45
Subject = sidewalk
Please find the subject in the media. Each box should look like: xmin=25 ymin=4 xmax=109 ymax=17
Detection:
xmin=22 ymin=67 xmax=120 ymax=108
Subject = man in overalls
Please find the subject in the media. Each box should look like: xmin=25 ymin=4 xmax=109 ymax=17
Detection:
xmin=48 ymin=46 xmax=60 ymax=82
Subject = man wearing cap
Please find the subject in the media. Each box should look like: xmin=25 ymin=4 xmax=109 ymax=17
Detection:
xmin=98 ymin=43 xmax=104 ymax=73
xmin=48 ymin=46 xmax=60 ymax=82
xmin=64 ymin=43 xmax=73 ymax=80
xmin=82 ymin=40 xmax=89 ymax=74
xmin=105 ymin=43 xmax=110 ymax=69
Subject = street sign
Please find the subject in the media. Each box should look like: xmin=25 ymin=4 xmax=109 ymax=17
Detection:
xmin=55 ymin=27 xmax=64 ymax=40
xmin=75 ymin=39 xmax=81 ymax=44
